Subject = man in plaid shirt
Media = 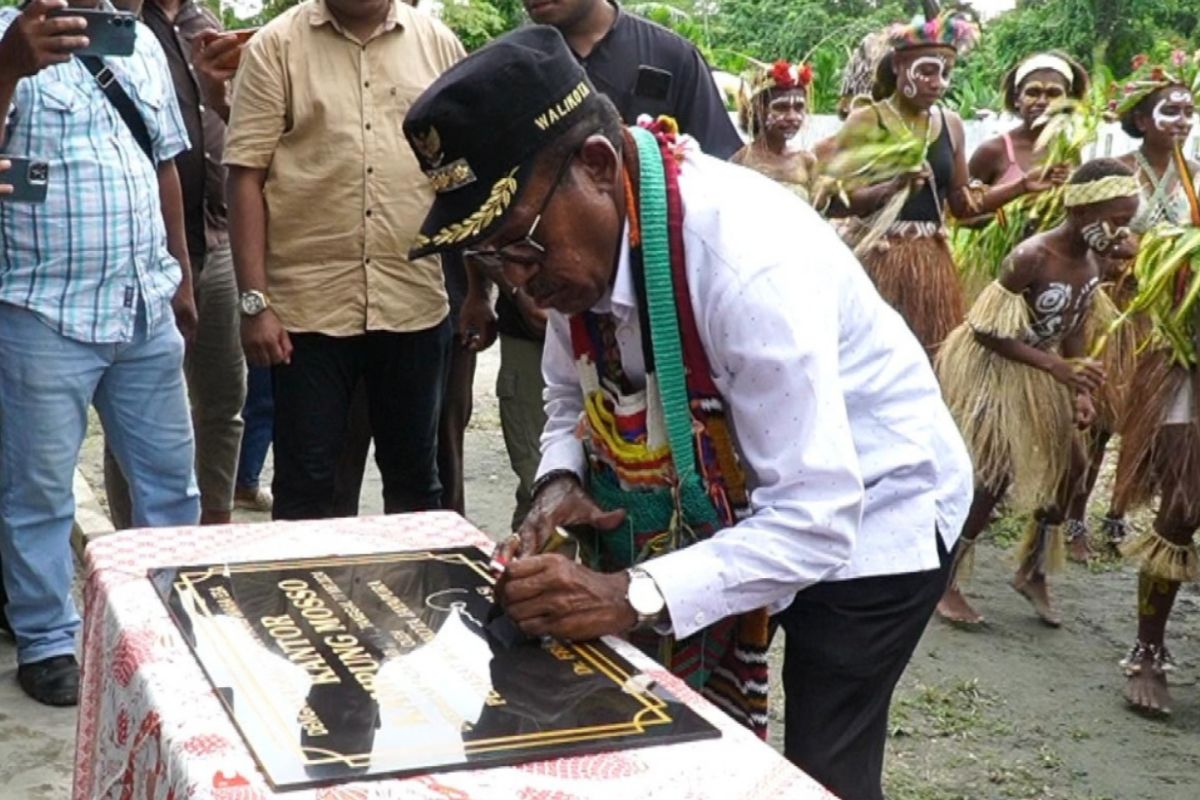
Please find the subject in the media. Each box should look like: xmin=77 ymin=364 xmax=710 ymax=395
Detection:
xmin=0 ymin=0 xmax=200 ymax=706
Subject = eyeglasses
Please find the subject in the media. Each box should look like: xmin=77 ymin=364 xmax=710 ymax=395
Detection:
xmin=462 ymin=153 xmax=576 ymax=276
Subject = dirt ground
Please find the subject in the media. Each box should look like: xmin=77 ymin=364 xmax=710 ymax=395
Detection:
xmin=447 ymin=352 xmax=1200 ymax=800
xmin=64 ymin=347 xmax=1200 ymax=799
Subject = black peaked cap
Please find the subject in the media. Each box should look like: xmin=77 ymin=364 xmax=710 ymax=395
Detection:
xmin=405 ymin=26 xmax=603 ymax=259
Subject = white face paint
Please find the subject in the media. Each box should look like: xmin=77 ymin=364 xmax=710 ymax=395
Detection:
xmin=1081 ymin=221 xmax=1131 ymax=254
xmin=907 ymin=56 xmax=949 ymax=89
xmin=1081 ymin=221 xmax=1113 ymax=253
xmin=1152 ymin=89 xmax=1195 ymax=133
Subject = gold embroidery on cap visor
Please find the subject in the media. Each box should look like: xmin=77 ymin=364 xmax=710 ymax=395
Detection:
xmin=426 ymin=159 xmax=477 ymax=193
xmin=534 ymin=81 xmax=592 ymax=132
xmin=1062 ymin=175 xmax=1141 ymax=207
xmin=413 ymin=167 xmax=520 ymax=250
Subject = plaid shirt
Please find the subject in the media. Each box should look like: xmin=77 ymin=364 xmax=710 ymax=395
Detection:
xmin=0 ymin=9 xmax=190 ymax=343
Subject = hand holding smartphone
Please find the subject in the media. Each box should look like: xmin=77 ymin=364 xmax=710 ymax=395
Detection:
xmin=45 ymin=8 xmax=136 ymax=58
xmin=0 ymin=156 xmax=50 ymax=204
xmin=192 ymin=27 xmax=258 ymax=74
xmin=0 ymin=0 xmax=90 ymax=78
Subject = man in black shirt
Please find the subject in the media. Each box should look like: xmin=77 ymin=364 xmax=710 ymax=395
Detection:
xmin=460 ymin=0 xmax=741 ymax=530
xmin=526 ymin=0 xmax=741 ymax=158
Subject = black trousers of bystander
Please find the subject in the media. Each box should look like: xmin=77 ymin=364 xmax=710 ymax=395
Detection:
xmin=777 ymin=535 xmax=952 ymax=800
xmin=271 ymin=321 xmax=451 ymax=520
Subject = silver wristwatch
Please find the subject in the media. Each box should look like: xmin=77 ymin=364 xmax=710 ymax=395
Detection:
xmin=239 ymin=290 xmax=269 ymax=317
xmin=626 ymin=567 xmax=666 ymax=628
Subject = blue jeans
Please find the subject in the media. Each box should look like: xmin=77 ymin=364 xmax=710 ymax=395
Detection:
xmin=235 ymin=365 xmax=274 ymax=490
xmin=0 ymin=302 xmax=199 ymax=664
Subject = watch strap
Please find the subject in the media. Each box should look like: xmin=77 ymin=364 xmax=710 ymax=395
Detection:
xmin=530 ymin=468 xmax=580 ymax=501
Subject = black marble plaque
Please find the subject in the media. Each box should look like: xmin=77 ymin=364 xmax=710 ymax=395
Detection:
xmin=149 ymin=547 xmax=719 ymax=790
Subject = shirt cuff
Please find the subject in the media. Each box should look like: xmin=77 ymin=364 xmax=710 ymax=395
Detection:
xmin=221 ymin=148 xmax=274 ymax=170
xmin=536 ymin=436 xmax=585 ymax=483
xmin=638 ymin=543 xmax=735 ymax=640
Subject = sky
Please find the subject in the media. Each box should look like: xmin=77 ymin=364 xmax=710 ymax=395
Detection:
xmin=973 ymin=0 xmax=1018 ymax=19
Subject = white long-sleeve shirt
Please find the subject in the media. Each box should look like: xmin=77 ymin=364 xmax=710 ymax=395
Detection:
xmin=537 ymin=147 xmax=973 ymax=640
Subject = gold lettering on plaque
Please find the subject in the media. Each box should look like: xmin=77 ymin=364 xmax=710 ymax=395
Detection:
xmin=297 ymin=703 xmax=329 ymax=737
xmin=261 ymin=614 xmax=341 ymax=686
xmin=278 ymin=578 xmax=347 ymax=635
xmin=547 ymin=642 xmax=575 ymax=662
xmin=326 ymin=635 xmax=383 ymax=698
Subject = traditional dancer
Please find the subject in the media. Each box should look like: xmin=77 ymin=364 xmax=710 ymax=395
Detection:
xmin=822 ymin=12 xmax=1061 ymax=356
xmin=954 ymin=52 xmax=1089 ymax=319
xmin=969 ymin=52 xmax=1085 ymax=195
xmin=1064 ymin=56 xmax=1199 ymax=561
xmin=935 ymin=160 xmax=1140 ymax=626
xmin=732 ymin=60 xmax=817 ymax=202
xmin=1107 ymin=55 xmax=1200 ymax=716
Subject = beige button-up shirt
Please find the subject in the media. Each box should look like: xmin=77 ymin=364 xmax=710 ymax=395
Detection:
xmin=223 ymin=0 xmax=464 ymax=335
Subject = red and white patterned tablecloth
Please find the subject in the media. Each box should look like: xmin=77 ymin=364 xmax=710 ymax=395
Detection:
xmin=73 ymin=512 xmax=835 ymax=800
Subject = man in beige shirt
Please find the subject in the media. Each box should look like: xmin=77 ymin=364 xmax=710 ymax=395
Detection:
xmin=224 ymin=0 xmax=465 ymax=519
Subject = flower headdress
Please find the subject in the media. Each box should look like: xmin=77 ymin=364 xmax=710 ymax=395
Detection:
xmin=738 ymin=59 xmax=814 ymax=136
xmin=884 ymin=11 xmax=980 ymax=55
xmin=1113 ymin=49 xmax=1200 ymax=118
xmin=747 ymin=59 xmax=814 ymax=100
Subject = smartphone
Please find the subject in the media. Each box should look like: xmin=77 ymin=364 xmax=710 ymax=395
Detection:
xmin=0 ymin=157 xmax=50 ymax=204
xmin=231 ymin=26 xmax=260 ymax=44
xmin=218 ymin=27 xmax=260 ymax=70
xmin=634 ymin=65 xmax=672 ymax=101
xmin=47 ymin=8 xmax=137 ymax=58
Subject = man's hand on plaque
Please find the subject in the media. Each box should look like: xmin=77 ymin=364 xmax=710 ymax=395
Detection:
xmin=499 ymin=555 xmax=637 ymax=641
xmin=504 ymin=473 xmax=626 ymax=560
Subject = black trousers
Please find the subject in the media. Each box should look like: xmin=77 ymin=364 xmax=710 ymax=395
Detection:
xmin=271 ymin=322 xmax=451 ymax=520
xmin=777 ymin=536 xmax=952 ymax=800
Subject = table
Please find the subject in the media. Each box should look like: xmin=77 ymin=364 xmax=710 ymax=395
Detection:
xmin=74 ymin=512 xmax=835 ymax=799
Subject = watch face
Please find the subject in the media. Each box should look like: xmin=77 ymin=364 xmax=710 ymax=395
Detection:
xmin=241 ymin=292 xmax=264 ymax=315
xmin=629 ymin=574 xmax=665 ymax=616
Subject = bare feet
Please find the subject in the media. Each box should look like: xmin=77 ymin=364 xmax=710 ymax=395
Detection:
xmin=1065 ymin=519 xmax=1094 ymax=564
xmin=1011 ymin=572 xmax=1061 ymax=627
xmin=1122 ymin=643 xmax=1173 ymax=716
xmin=1067 ymin=534 xmax=1095 ymax=564
xmin=936 ymin=585 xmax=983 ymax=626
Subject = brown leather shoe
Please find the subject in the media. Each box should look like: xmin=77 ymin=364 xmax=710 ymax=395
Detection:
xmin=17 ymin=654 xmax=80 ymax=707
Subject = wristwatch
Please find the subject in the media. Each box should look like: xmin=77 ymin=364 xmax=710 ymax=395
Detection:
xmin=239 ymin=290 xmax=269 ymax=317
xmin=626 ymin=567 xmax=666 ymax=628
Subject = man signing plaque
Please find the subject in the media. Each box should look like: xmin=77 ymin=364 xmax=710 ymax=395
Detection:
xmin=402 ymin=26 xmax=973 ymax=800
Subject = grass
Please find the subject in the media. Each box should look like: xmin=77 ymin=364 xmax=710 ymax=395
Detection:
xmin=891 ymin=678 xmax=1011 ymax=740
xmin=986 ymin=514 xmax=1029 ymax=550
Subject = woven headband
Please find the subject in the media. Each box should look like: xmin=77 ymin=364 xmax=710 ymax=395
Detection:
xmin=1015 ymin=54 xmax=1074 ymax=89
xmin=1062 ymin=175 xmax=1140 ymax=208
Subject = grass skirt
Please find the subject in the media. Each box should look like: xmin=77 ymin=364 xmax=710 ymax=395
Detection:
xmin=860 ymin=234 xmax=964 ymax=355
xmin=936 ymin=282 xmax=1076 ymax=512
xmin=1112 ymin=351 xmax=1200 ymax=524
xmin=1088 ymin=288 xmax=1139 ymax=433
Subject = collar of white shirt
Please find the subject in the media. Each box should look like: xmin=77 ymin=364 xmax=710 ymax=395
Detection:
xmin=590 ymin=222 xmax=636 ymax=320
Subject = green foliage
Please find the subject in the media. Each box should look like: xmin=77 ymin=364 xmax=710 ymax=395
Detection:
xmin=201 ymin=0 xmax=523 ymax=49
xmin=438 ymin=0 xmax=510 ymax=51
xmin=11 ymin=0 xmax=1192 ymax=117
xmin=642 ymin=0 xmax=1197 ymax=118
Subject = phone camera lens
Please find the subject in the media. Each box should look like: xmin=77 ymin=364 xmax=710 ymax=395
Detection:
xmin=28 ymin=163 xmax=48 ymax=184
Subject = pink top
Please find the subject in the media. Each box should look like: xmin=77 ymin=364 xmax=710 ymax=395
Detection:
xmin=998 ymin=132 xmax=1025 ymax=185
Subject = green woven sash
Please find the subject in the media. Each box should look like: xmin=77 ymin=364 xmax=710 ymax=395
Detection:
xmin=586 ymin=129 xmax=718 ymax=571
